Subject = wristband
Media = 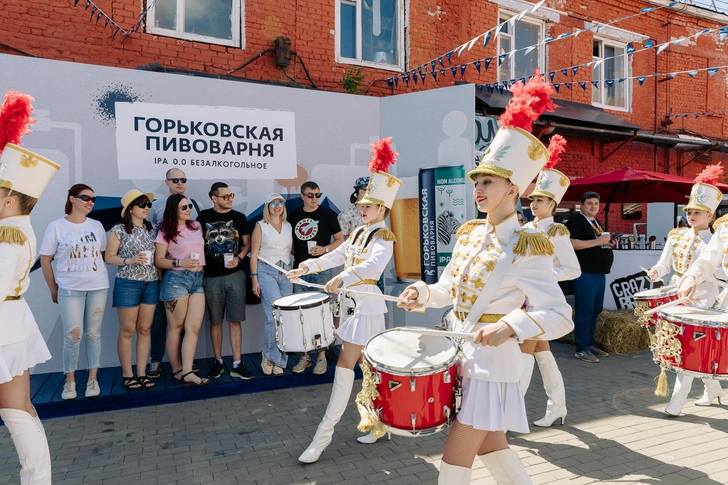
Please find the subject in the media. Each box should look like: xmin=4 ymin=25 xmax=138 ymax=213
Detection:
xmin=122 ymin=258 xmax=128 ymax=266
xmin=249 ymin=273 xmax=258 ymax=278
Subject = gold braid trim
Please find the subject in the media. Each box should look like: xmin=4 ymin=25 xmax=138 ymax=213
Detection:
xmin=513 ymin=231 xmax=554 ymax=257
xmin=355 ymin=360 xmax=388 ymax=439
xmin=650 ymin=316 xmax=682 ymax=397
xmin=0 ymin=226 xmax=28 ymax=246
xmin=713 ymin=214 xmax=728 ymax=230
xmin=455 ymin=219 xmax=486 ymax=238
xmin=371 ymin=227 xmax=396 ymax=242
xmin=546 ymin=223 xmax=570 ymax=238
xmin=667 ymin=228 xmax=681 ymax=238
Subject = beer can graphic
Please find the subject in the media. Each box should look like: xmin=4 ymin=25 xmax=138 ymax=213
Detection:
xmin=390 ymin=176 xmax=421 ymax=282
xmin=418 ymin=166 xmax=467 ymax=284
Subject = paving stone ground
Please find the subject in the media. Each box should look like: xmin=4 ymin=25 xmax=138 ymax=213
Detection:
xmin=1 ymin=342 xmax=727 ymax=484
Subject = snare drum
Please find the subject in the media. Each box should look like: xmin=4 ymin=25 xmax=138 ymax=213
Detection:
xmin=654 ymin=306 xmax=728 ymax=379
xmin=272 ymin=292 xmax=335 ymax=354
xmin=633 ymin=286 xmax=678 ymax=327
xmin=362 ymin=329 xmax=459 ymax=437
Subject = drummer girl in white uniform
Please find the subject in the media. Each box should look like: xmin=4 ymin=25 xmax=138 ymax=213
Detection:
xmin=287 ymin=138 xmax=400 ymax=464
xmin=650 ymin=165 xmax=724 ymax=415
xmin=0 ymin=90 xmax=60 ymax=484
xmin=399 ymin=75 xmax=574 ymax=484
xmin=520 ymin=135 xmax=580 ymax=427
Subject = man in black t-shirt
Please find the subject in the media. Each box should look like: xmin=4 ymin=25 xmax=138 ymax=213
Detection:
xmin=288 ymin=181 xmax=345 ymax=375
xmin=197 ymin=182 xmax=252 ymax=380
xmin=566 ymin=191 xmax=614 ymax=364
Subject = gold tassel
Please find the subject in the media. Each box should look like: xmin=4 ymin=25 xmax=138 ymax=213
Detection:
xmin=654 ymin=363 xmax=669 ymax=397
xmin=0 ymin=226 xmax=27 ymax=246
xmin=371 ymin=227 xmax=396 ymax=242
xmin=513 ymin=231 xmax=554 ymax=257
xmin=355 ymin=360 xmax=387 ymax=439
xmin=455 ymin=219 xmax=486 ymax=238
xmin=546 ymin=223 xmax=570 ymax=238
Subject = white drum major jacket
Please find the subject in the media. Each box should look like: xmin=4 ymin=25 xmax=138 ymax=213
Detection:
xmin=0 ymin=216 xmax=41 ymax=346
xmin=409 ymin=213 xmax=573 ymax=383
xmin=523 ymin=216 xmax=581 ymax=282
xmin=301 ymin=220 xmax=394 ymax=316
xmin=684 ymin=217 xmax=728 ymax=296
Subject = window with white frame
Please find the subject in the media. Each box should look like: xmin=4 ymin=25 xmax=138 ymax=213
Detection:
xmin=592 ymin=39 xmax=630 ymax=110
xmin=497 ymin=13 xmax=544 ymax=82
xmin=337 ymin=0 xmax=405 ymax=70
xmin=147 ymin=0 xmax=243 ymax=48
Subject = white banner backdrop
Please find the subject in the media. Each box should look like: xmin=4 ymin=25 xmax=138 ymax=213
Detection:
xmin=115 ymin=102 xmax=296 ymax=180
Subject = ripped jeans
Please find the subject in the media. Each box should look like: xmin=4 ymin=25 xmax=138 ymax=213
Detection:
xmin=58 ymin=288 xmax=108 ymax=373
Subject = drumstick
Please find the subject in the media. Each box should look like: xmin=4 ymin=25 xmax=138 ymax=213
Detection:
xmin=395 ymin=326 xmax=475 ymax=340
xmin=641 ymin=291 xmax=706 ymax=317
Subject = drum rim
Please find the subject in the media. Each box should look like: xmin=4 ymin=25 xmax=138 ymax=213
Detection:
xmin=272 ymin=293 xmax=331 ymax=310
xmin=653 ymin=359 xmax=728 ymax=380
xmin=633 ymin=286 xmax=677 ymax=299
xmin=362 ymin=328 xmax=459 ymax=375
xmin=656 ymin=308 xmax=728 ymax=327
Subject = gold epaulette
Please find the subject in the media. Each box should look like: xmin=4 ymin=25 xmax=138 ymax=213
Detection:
xmin=0 ymin=226 xmax=27 ymax=246
xmin=668 ymin=227 xmax=682 ymax=238
xmin=714 ymin=214 xmax=728 ymax=230
xmin=371 ymin=227 xmax=396 ymax=242
xmin=513 ymin=230 xmax=554 ymax=257
xmin=546 ymin=223 xmax=570 ymax=238
xmin=455 ymin=219 xmax=486 ymax=238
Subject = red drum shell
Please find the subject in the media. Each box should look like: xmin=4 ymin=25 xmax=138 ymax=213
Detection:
xmin=633 ymin=287 xmax=679 ymax=327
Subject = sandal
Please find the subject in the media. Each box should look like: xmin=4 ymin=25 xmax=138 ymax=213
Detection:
xmin=137 ymin=376 xmax=156 ymax=389
xmin=122 ymin=376 xmax=141 ymax=391
xmin=171 ymin=369 xmax=183 ymax=381
xmin=180 ymin=371 xmax=209 ymax=387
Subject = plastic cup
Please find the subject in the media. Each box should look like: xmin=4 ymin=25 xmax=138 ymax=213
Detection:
xmin=224 ymin=253 xmax=234 ymax=267
xmin=307 ymin=241 xmax=317 ymax=254
xmin=190 ymin=252 xmax=200 ymax=261
xmin=140 ymin=250 xmax=153 ymax=265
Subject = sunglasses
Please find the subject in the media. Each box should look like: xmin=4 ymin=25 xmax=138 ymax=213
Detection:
xmin=76 ymin=194 xmax=96 ymax=203
xmin=179 ymin=204 xmax=192 ymax=211
xmin=304 ymin=193 xmax=323 ymax=199
xmin=167 ymin=178 xmax=187 ymax=184
xmin=215 ymin=193 xmax=235 ymax=201
xmin=269 ymin=201 xmax=285 ymax=208
xmin=136 ymin=201 xmax=153 ymax=209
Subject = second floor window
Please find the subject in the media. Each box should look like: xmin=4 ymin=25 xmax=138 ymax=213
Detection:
xmin=592 ymin=39 xmax=630 ymax=110
xmin=148 ymin=0 xmax=243 ymax=48
xmin=338 ymin=0 xmax=404 ymax=71
xmin=497 ymin=14 xmax=544 ymax=82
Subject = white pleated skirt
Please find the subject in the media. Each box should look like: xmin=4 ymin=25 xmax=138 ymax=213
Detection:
xmin=336 ymin=313 xmax=386 ymax=346
xmin=457 ymin=377 xmax=529 ymax=434
xmin=0 ymin=330 xmax=52 ymax=385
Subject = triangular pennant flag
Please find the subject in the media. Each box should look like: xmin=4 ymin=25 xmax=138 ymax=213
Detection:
xmin=578 ymin=81 xmax=587 ymax=91
xmin=104 ymin=17 xmax=110 ymax=28
xmin=394 ymin=77 xmax=399 ymax=88
xmin=673 ymin=37 xmax=684 ymax=46
xmin=595 ymin=24 xmax=603 ymax=34
xmin=74 ymin=0 xmax=80 ymax=5
xmin=519 ymin=78 xmax=526 ymax=84
xmin=694 ymin=113 xmax=700 ymax=118
xmin=467 ymin=36 xmax=479 ymax=51
xmin=485 ymin=58 xmax=492 ymax=71
xmin=626 ymin=45 xmax=635 ymax=54
xmin=475 ymin=60 xmax=481 ymax=73
xmin=91 ymin=5 xmax=97 ymax=16
xmin=688 ymin=70 xmax=698 ymax=78
xmin=509 ymin=17 xmax=516 ymax=30
xmin=696 ymin=29 xmax=709 ymax=39
xmin=440 ymin=69 xmax=446 ymax=77
xmin=487 ymin=84 xmax=494 ymax=93
xmin=431 ymin=71 xmax=437 ymax=81
xmin=524 ymin=46 xmax=537 ymax=55
xmin=483 ymin=31 xmax=492 ymax=50
xmin=446 ymin=52 xmax=453 ymax=64
xmin=591 ymin=80 xmax=599 ymax=88
xmin=438 ymin=56 xmax=444 ymax=67
xmin=387 ymin=79 xmax=394 ymax=89
xmin=549 ymin=71 xmax=555 ymax=82
xmin=637 ymin=76 xmax=646 ymax=85
xmin=403 ymin=73 xmax=410 ymax=85
xmin=97 ymin=11 xmax=104 ymax=23
xmin=605 ymin=79 xmax=615 ymax=87
xmin=420 ymin=71 xmax=426 ymax=82
xmin=644 ymin=40 xmax=654 ymax=48
xmin=457 ymin=43 xmax=468 ymax=56
xmin=502 ymin=80 xmax=509 ymax=89
xmin=592 ymin=59 xmax=604 ymax=68
xmin=554 ymin=84 xmax=560 ymax=93
xmin=641 ymin=7 xmax=656 ymax=12
xmin=85 ymin=0 xmax=91 ymax=8
xmin=669 ymin=72 xmax=677 ymax=79
xmin=412 ymin=70 xmax=418 ymax=84
xmin=498 ymin=54 xmax=507 ymax=66
xmin=575 ymin=29 xmax=584 ymax=37
xmin=618 ymin=78 xmax=626 ymax=83
xmin=558 ymin=33 xmax=571 ymax=39
xmin=721 ymin=26 xmax=728 ymax=42
xmin=544 ymin=36 xmax=554 ymax=43
xmin=565 ymin=82 xmax=573 ymax=90
xmin=561 ymin=68 xmax=568 ymax=76
xmin=531 ymin=0 xmax=545 ymax=13
xmin=583 ymin=62 xmax=592 ymax=68
xmin=657 ymin=43 xmax=669 ymax=55
xmin=708 ymin=67 xmax=719 ymax=77
xmin=668 ymin=1 xmax=678 ymax=6
xmin=461 ymin=64 xmax=467 ymax=76
xmin=498 ymin=22 xmax=508 ymax=34
xmin=431 ymin=60 xmax=436 ymax=72
xmin=451 ymin=66 xmax=458 ymax=77
xmin=418 ymin=66 xmax=423 ymax=76
xmin=112 ymin=27 xmax=120 ymax=39
xmin=498 ymin=85 xmax=505 ymax=95
xmin=508 ymin=50 xmax=515 ymax=59
xmin=572 ymin=66 xmax=579 ymax=75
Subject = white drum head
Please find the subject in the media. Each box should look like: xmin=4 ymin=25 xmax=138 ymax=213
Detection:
xmin=658 ymin=306 xmax=728 ymax=325
xmin=272 ymin=292 xmax=330 ymax=310
xmin=365 ymin=329 xmax=457 ymax=374
xmin=633 ymin=286 xmax=677 ymax=298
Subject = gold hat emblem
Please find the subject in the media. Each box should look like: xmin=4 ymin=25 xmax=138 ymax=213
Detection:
xmin=20 ymin=153 xmax=40 ymax=168
xmin=528 ymin=140 xmax=547 ymax=161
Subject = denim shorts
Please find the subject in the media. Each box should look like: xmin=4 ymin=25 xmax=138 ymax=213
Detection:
xmin=113 ymin=278 xmax=159 ymax=308
xmin=159 ymin=269 xmax=205 ymax=301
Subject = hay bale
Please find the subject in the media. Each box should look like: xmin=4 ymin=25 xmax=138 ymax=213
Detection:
xmin=557 ymin=310 xmax=651 ymax=354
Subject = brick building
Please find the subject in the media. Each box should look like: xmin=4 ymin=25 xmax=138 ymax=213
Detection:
xmin=1 ymin=0 xmax=728 ymax=232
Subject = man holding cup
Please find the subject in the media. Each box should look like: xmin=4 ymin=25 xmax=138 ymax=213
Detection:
xmin=566 ymin=191 xmax=614 ymax=363
xmin=196 ymin=182 xmax=252 ymax=380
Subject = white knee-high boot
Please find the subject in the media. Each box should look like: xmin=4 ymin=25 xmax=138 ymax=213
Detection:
xmin=479 ymin=449 xmax=532 ymax=484
xmin=520 ymin=353 xmax=535 ymax=396
xmin=665 ymin=374 xmax=693 ymax=416
xmin=0 ymin=407 xmax=52 ymax=485
xmin=533 ymin=351 xmax=567 ymax=427
xmin=298 ymin=366 xmax=355 ymax=463
xmin=694 ymin=379 xmax=723 ymax=406
xmin=438 ymin=461 xmax=472 ymax=484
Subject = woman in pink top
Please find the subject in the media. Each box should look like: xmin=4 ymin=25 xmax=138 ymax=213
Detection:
xmin=154 ymin=194 xmax=208 ymax=386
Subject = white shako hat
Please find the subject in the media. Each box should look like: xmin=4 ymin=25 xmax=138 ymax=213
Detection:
xmin=528 ymin=134 xmax=570 ymax=204
xmin=358 ymin=137 xmax=402 ymax=210
xmin=684 ymin=164 xmax=723 ymax=213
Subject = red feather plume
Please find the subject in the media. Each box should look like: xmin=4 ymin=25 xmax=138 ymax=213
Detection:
xmin=369 ymin=137 xmax=399 ymax=173
xmin=544 ymin=135 xmax=567 ymax=169
xmin=0 ymin=90 xmax=35 ymax=154
xmin=498 ymin=70 xmax=556 ymax=133
xmin=694 ymin=163 xmax=724 ymax=185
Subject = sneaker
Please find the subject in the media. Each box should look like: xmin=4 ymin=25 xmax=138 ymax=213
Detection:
xmin=575 ymin=351 xmax=600 ymax=363
xmin=325 ymin=346 xmax=339 ymax=363
xmin=231 ymin=362 xmax=254 ymax=380
xmin=313 ymin=358 xmax=327 ymax=375
xmin=85 ymin=379 xmax=100 ymax=398
xmin=61 ymin=381 xmax=76 ymax=400
xmin=148 ymin=360 xmax=162 ymax=379
xmin=261 ymin=353 xmax=274 ymax=376
xmin=590 ymin=346 xmax=609 ymax=358
xmin=208 ymin=360 xmax=225 ymax=379
xmin=272 ymin=366 xmax=284 ymax=377
xmin=292 ymin=355 xmax=312 ymax=374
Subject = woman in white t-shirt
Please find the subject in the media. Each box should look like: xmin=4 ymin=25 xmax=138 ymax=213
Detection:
xmin=40 ymin=184 xmax=109 ymax=401
xmin=250 ymin=193 xmax=293 ymax=376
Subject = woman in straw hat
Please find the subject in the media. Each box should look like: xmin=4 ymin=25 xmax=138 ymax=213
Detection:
xmin=519 ymin=135 xmax=580 ymax=428
xmin=287 ymin=138 xmax=400 ymax=463
xmin=0 ymin=90 xmax=59 ymax=484
xmin=398 ymin=73 xmax=573 ymax=484
xmin=104 ymin=189 xmax=159 ymax=391
xmin=655 ymin=164 xmax=725 ymax=414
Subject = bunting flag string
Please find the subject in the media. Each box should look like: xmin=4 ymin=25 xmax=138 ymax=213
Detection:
xmin=71 ymin=0 xmax=156 ymax=42
xmin=667 ymin=108 xmax=728 ymax=119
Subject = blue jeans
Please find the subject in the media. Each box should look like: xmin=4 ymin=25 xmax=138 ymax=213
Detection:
xmin=572 ymin=272 xmax=606 ymax=352
xmin=292 ymin=269 xmax=333 ymax=294
xmin=258 ymin=260 xmax=292 ymax=367
xmin=58 ymin=288 xmax=108 ymax=373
